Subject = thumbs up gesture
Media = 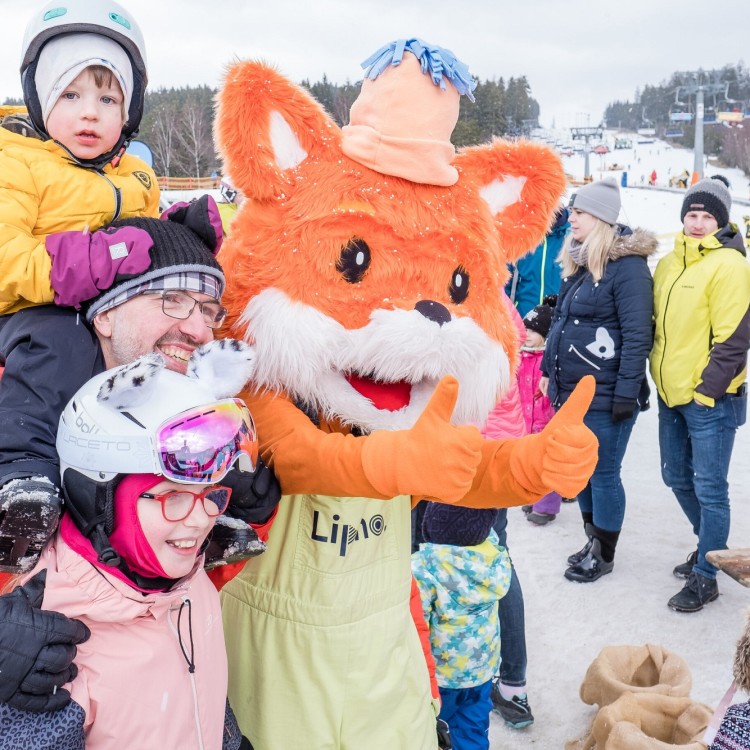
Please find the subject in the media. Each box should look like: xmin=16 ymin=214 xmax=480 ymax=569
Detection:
xmin=509 ymin=375 xmax=599 ymax=499
xmin=361 ymin=376 xmax=484 ymax=502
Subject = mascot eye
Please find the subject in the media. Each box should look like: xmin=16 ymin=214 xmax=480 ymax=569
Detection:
xmin=337 ymin=238 xmax=371 ymax=283
xmin=449 ymin=266 xmax=470 ymax=304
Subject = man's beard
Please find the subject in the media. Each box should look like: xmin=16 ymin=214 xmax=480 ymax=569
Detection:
xmin=110 ymin=327 xmax=201 ymax=372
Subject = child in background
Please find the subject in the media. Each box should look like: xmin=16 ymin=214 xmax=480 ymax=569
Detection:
xmin=519 ymin=297 xmax=563 ymax=525
xmin=707 ymin=610 xmax=750 ymax=748
xmin=0 ymin=0 xmax=159 ymax=570
xmin=412 ymin=502 xmax=511 ymax=750
xmin=0 ymin=342 xmax=257 ymax=749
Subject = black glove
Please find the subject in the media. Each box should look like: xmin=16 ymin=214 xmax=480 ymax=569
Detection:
xmin=437 ymin=717 xmax=452 ymax=749
xmin=221 ymin=456 xmax=282 ymax=525
xmin=611 ymin=399 xmax=637 ymax=424
xmin=0 ymin=570 xmax=90 ymax=712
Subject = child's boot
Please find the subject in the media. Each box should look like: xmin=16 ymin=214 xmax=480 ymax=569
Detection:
xmin=203 ymin=516 xmax=266 ymax=569
xmin=0 ymin=476 xmax=62 ymax=572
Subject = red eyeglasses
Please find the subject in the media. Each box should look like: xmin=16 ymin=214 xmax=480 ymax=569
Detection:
xmin=139 ymin=486 xmax=232 ymax=522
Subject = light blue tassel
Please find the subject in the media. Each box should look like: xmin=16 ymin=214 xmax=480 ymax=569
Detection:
xmin=361 ymin=38 xmax=477 ymax=102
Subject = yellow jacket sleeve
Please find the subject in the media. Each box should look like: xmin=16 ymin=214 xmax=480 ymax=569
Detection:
xmin=0 ymin=151 xmax=54 ymax=312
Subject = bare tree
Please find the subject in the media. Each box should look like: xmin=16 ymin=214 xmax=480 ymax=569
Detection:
xmin=148 ymin=102 xmax=179 ymax=177
xmin=174 ymin=96 xmax=213 ymax=178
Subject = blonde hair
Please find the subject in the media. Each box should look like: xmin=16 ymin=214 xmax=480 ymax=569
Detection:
xmin=559 ymin=218 xmax=618 ymax=282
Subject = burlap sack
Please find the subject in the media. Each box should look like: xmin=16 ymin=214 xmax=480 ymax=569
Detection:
xmin=580 ymin=644 xmax=692 ymax=708
xmin=586 ymin=692 xmax=712 ymax=749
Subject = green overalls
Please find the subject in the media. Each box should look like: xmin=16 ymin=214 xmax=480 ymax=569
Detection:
xmin=222 ymin=492 xmax=439 ymax=749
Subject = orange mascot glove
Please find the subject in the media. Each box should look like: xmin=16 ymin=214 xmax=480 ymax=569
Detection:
xmin=361 ymin=376 xmax=484 ymax=502
xmin=509 ymin=375 xmax=599 ymax=498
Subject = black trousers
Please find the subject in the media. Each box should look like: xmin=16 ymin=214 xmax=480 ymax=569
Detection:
xmin=0 ymin=306 xmax=103 ymax=487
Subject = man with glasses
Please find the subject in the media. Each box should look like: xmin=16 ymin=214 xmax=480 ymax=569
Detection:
xmin=0 ymin=196 xmax=280 ymax=713
xmin=1 ymin=196 xmax=278 ymax=574
xmin=0 ymin=196 xmax=231 ymax=572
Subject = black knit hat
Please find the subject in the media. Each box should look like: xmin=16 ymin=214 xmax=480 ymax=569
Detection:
xmin=523 ymin=297 xmax=556 ymax=339
xmin=86 ymin=195 xmax=225 ymax=322
xmin=422 ymin=502 xmax=498 ymax=547
xmin=680 ymin=176 xmax=731 ymax=228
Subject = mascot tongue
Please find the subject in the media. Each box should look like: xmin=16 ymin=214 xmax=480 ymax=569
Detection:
xmin=345 ymin=373 xmax=412 ymax=411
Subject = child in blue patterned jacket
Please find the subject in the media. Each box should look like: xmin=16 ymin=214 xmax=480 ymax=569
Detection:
xmin=411 ymin=502 xmax=512 ymax=750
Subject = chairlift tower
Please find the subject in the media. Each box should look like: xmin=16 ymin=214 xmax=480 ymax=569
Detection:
xmin=674 ymin=73 xmax=727 ymax=180
xmin=571 ymin=125 xmax=603 ymax=180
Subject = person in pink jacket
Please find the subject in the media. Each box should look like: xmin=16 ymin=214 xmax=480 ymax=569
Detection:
xmin=518 ymin=298 xmax=563 ymax=525
xmin=0 ymin=341 xmax=258 ymax=750
xmin=481 ymin=296 xmax=537 ymax=729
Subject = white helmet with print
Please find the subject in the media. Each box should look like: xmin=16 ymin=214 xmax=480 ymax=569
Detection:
xmin=56 ymin=340 xmax=258 ymax=565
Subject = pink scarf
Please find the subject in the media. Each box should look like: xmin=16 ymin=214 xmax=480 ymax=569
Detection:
xmin=61 ymin=474 xmax=172 ymax=592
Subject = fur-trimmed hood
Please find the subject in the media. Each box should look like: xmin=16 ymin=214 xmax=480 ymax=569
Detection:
xmin=734 ymin=610 xmax=750 ymax=691
xmin=608 ymin=225 xmax=659 ymax=261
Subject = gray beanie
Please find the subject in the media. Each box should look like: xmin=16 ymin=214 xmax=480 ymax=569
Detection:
xmin=569 ymin=178 xmax=621 ymax=225
xmin=681 ymin=177 xmax=731 ymax=228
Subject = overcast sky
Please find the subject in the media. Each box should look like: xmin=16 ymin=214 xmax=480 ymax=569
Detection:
xmin=1 ymin=0 xmax=747 ymax=129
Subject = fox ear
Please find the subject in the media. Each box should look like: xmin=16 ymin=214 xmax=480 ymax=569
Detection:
xmin=97 ymin=354 xmax=165 ymax=410
xmin=455 ymin=139 xmax=567 ymax=262
xmin=215 ymin=61 xmax=341 ymax=202
xmin=187 ymin=339 xmax=255 ymax=399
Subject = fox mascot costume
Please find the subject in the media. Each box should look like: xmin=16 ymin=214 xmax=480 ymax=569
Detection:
xmin=214 ymin=39 xmax=598 ymax=749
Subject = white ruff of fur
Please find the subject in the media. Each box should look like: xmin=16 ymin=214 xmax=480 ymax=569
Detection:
xmin=237 ymin=288 xmax=510 ymax=432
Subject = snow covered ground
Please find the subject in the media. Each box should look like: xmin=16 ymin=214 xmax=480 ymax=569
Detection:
xmin=488 ymin=137 xmax=750 ymax=748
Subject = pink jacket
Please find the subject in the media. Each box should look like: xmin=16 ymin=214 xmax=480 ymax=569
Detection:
xmin=518 ymin=348 xmax=555 ymax=434
xmin=34 ymin=536 xmax=228 ymax=749
xmin=482 ymin=298 xmax=527 ymax=440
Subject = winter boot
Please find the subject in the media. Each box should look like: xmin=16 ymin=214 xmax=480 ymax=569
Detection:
xmin=564 ymin=538 xmax=614 ymax=582
xmin=667 ymin=571 xmax=719 ymax=613
xmin=490 ymin=678 xmax=535 ymax=729
xmin=521 ymin=505 xmax=533 ymax=515
xmin=203 ymin=514 xmax=267 ymax=569
xmin=527 ymin=510 xmax=556 ymax=526
xmin=567 ymin=515 xmax=595 ymax=566
xmin=0 ymin=477 xmax=62 ymax=572
xmin=564 ymin=529 xmax=618 ymax=583
xmin=673 ymin=549 xmax=698 ymax=579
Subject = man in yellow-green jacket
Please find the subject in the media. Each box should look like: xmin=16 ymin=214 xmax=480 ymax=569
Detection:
xmin=650 ymin=176 xmax=750 ymax=613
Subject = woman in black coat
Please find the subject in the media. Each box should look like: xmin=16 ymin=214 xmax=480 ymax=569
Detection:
xmin=541 ymin=178 xmax=657 ymax=582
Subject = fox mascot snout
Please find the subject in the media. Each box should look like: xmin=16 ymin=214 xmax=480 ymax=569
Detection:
xmin=214 ymin=39 xmax=598 ymax=747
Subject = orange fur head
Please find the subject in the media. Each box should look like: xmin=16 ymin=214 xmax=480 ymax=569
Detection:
xmin=215 ymin=60 xmax=566 ymax=432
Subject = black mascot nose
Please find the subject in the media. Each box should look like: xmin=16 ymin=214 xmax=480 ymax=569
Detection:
xmin=415 ymin=300 xmax=451 ymax=326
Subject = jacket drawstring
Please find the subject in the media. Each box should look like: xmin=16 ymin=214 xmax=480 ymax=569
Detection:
xmin=177 ymin=598 xmax=196 ymax=674
xmin=171 ymin=596 xmax=205 ymax=750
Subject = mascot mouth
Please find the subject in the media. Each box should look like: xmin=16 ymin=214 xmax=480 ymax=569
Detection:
xmin=345 ymin=373 xmax=412 ymax=412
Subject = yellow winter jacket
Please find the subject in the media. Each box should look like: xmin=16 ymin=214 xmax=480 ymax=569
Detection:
xmin=650 ymin=227 xmax=750 ymax=407
xmin=0 ymin=113 xmax=160 ymax=315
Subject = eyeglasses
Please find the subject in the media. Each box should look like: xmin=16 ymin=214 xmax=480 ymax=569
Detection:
xmin=157 ymin=399 xmax=258 ymax=484
xmin=145 ymin=291 xmax=227 ymax=329
xmin=139 ymin=486 xmax=232 ymax=522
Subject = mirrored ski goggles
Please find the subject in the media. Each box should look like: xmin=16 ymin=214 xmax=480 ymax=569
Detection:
xmin=156 ymin=399 xmax=258 ymax=484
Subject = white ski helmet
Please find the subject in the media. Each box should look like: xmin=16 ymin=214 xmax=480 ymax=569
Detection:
xmin=20 ymin=0 xmax=148 ymax=162
xmin=56 ymin=340 xmax=257 ymax=562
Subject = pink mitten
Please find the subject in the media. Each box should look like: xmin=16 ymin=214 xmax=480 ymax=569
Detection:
xmin=160 ymin=194 xmax=223 ymax=255
xmin=47 ymin=226 xmax=154 ymax=308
